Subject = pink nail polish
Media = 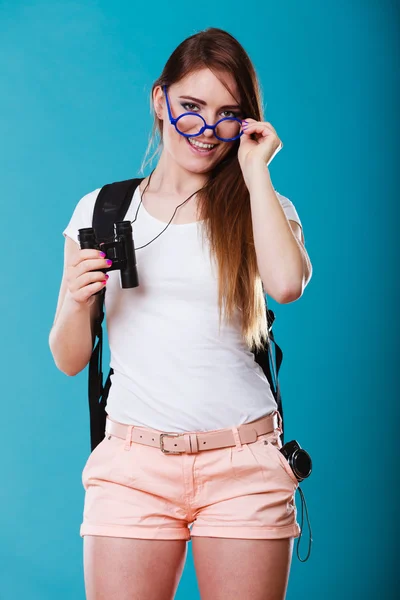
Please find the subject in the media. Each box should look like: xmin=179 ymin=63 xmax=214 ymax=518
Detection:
xmin=99 ymin=251 xmax=106 ymax=257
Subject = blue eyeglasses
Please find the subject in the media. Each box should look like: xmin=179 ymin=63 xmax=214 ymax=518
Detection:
xmin=162 ymin=85 xmax=243 ymax=143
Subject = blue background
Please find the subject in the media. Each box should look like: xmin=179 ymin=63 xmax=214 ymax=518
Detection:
xmin=1 ymin=1 xmax=398 ymax=598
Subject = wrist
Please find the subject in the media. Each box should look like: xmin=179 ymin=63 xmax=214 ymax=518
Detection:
xmin=243 ymin=163 xmax=272 ymax=192
xmin=64 ymin=289 xmax=93 ymax=313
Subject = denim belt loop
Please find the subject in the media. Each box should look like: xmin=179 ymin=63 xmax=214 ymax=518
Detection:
xmin=231 ymin=426 xmax=244 ymax=452
xmin=124 ymin=425 xmax=134 ymax=451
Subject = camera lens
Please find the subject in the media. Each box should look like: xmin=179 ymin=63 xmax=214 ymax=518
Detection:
xmin=294 ymin=450 xmax=312 ymax=478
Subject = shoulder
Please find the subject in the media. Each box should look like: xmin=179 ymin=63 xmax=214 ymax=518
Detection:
xmin=274 ymin=189 xmax=299 ymax=216
xmin=274 ymin=189 xmax=304 ymax=245
xmin=62 ymin=187 xmax=102 ymax=245
xmin=274 ymin=188 xmax=301 ymax=225
xmin=75 ymin=187 xmax=103 ymax=214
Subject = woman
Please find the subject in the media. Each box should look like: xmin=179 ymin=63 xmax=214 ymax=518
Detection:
xmin=50 ymin=27 xmax=312 ymax=600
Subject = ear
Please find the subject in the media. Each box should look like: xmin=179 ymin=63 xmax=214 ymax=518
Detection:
xmin=153 ymin=86 xmax=164 ymax=120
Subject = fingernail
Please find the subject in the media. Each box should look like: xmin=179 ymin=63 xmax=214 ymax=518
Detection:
xmin=99 ymin=251 xmax=106 ymax=257
xmin=106 ymin=259 xmax=113 ymax=266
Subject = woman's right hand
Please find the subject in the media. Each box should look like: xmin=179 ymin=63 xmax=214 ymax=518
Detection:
xmin=66 ymin=249 xmax=111 ymax=306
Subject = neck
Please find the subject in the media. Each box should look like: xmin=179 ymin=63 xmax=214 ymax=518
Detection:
xmin=147 ymin=151 xmax=209 ymax=196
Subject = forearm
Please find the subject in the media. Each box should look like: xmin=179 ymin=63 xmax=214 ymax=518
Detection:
xmin=245 ymin=165 xmax=307 ymax=302
xmin=49 ymin=292 xmax=94 ymax=376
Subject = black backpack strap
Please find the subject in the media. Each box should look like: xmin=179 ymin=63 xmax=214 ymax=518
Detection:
xmin=93 ymin=178 xmax=144 ymax=241
xmin=88 ymin=177 xmax=144 ymax=451
xmin=253 ymin=306 xmax=285 ymax=445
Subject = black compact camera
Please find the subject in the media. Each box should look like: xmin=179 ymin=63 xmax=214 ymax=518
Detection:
xmin=279 ymin=440 xmax=312 ymax=482
xmin=78 ymin=221 xmax=139 ymax=292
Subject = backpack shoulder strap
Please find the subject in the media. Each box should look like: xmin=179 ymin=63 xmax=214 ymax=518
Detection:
xmin=88 ymin=177 xmax=143 ymax=451
xmin=93 ymin=177 xmax=144 ymax=242
xmin=253 ymin=307 xmax=285 ymax=444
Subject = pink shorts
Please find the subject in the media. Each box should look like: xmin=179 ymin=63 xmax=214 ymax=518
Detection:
xmin=80 ymin=415 xmax=301 ymax=540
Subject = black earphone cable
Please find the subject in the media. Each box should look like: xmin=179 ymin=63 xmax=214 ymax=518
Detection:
xmin=131 ymin=168 xmax=207 ymax=250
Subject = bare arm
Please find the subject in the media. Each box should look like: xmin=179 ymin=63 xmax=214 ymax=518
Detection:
xmin=49 ymin=236 xmax=108 ymax=376
xmin=246 ymin=166 xmax=311 ymax=303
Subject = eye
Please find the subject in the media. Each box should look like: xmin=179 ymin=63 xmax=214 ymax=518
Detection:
xmin=221 ymin=110 xmax=236 ymax=118
xmin=221 ymin=110 xmax=241 ymax=119
xmin=181 ymin=102 xmax=200 ymax=112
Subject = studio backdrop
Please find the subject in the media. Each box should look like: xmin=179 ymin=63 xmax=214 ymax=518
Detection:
xmin=1 ymin=1 xmax=398 ymax=599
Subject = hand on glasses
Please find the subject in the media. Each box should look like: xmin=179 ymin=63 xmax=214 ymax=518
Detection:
xmin=238 ymin=118 xmax=284 ymax=174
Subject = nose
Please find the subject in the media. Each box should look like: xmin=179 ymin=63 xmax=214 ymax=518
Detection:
xmin=203 ymin=125 xmax=216 ymax=139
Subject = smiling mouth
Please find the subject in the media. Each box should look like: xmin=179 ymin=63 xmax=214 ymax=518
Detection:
xmin=186 ymin=137 xmax=218 ymax=153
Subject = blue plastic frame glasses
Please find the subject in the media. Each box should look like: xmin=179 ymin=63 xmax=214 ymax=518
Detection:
xmin=162 ymin=85 xmax=243 ymax=143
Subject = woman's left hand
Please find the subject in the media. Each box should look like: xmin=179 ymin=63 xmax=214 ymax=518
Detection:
xmin=237 ymin=118 xmax=283 ymax=175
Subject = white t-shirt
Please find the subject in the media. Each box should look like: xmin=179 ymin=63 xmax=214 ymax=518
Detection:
xmin=63 ymin=182 xmax=302 ymax=432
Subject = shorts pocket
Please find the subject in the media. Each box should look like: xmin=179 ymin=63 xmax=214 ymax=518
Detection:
xmin=81 ymin=435 xmax=119 ymax=490
xmin=265 ymin=440 xmax=299 ymax=487
xmin=250 ymin=433 xmax=299 ymax=488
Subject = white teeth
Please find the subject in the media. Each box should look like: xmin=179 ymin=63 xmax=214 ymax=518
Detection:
xmin=188 ymin=138 xmax=216 ymax=150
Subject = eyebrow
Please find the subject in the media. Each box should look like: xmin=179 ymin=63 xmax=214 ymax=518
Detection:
xmin=178 ymin=95 xmax=241 ymax=110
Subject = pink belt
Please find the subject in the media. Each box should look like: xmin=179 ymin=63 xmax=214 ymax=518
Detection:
xmin=105 ymin=411 xmax=282 ymax=454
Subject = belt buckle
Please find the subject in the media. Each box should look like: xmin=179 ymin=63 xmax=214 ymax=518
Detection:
xmin=159 ymin=433 xmax=182 ymax=454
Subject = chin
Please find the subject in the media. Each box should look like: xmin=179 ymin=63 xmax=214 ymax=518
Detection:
xmin=179 ymin=149 xmax=230 ymax=175
xmin=185 ymin=161 xmax=215 ymax=175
